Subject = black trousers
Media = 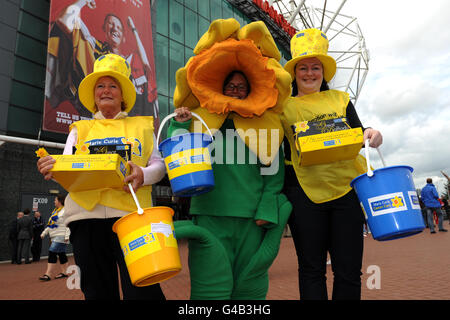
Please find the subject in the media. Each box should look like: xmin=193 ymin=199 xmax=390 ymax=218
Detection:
xmin=9 ymin=238 xmax=18 ymax=263
xmin=31 ymin=233 xmax=43 ymax=261
xmin=285 ymin=186 xmax=364 ymax=300
xmin=68 ymin=218 xmax=166 ymax=300
xmin=48 ymin=251 xmax=68 ymax=264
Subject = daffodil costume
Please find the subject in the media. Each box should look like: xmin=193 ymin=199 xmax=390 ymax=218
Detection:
xmin=169 ymin=19 xmax=292 ymax=300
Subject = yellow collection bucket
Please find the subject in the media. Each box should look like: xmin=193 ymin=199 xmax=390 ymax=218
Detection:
xmin=112 ymin=206 xmax=181 ymax=287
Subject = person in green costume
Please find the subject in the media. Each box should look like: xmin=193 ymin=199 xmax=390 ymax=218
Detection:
xmin=168 ymin=71 xmax=292 ymax=300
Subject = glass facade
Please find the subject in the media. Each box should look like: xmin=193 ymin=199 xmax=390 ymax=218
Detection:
xmin=155 ymin=0 xmax=255 ymax=127
xmin=3 ymin=0 xmax=290 ymax=141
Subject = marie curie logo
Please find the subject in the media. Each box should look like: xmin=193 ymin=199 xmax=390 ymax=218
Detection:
xmin=408 ymin=191 xmax=421 ymax=210
xmin=368 ymin=192 xmax=408 ymax=217
xmin=86 ymin=136 xmax=143 ymax=157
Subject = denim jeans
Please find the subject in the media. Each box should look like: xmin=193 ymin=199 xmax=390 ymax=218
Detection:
xmin=426 ymin=207 xmax=444 ymax=232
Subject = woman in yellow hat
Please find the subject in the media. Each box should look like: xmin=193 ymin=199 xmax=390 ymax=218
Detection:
xmin=281 ymin=28 xmax=383 ymax=300
xmin=36 ymin=54 xmax=165 ymax=300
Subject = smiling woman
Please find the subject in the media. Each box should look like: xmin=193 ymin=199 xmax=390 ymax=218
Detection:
xmin=281 ymin=28 xmax=383 ymax=300
xmin=94 ymin=76 xmax=124 ymax=119
xmin=36 ymin=53 xmax=166 ymax=300
xmin=294 ymin=57 xmax=324 ymax=96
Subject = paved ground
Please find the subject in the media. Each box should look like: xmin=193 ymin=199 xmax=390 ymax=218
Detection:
xmin=1 ymin=226 xmax=450 ymax=300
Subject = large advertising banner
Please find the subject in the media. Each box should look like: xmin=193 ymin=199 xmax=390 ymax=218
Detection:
xmin=43 ymin=0 xmax=158 ymax=134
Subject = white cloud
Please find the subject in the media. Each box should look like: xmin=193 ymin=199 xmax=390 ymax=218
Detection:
xmin=279 ymin=0 xmax=450 ymax=196
xmin=342 ymin=0 xmax=450 ymax=196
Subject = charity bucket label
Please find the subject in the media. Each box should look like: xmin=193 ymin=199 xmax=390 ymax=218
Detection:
xmin=408 ymin=191 xmax=421 ymax=210
xmin=368 ymin=192 xmax=408 ymax=217
xmin=119 ymin=225 xmax=162 ymax=266
xmin=151 ymin=221 xmax=178 ymax=248
xmin=164 ymin=147 xmax=212 ymax=180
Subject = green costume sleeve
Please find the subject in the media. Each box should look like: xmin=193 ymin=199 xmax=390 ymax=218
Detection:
xmin=167 ymin=118 xmax=192 ymax=137
xmin=254 ymin=149 xmax=285 ymax=228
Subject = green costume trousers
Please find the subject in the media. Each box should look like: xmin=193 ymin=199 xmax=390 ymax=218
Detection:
xmin=174 ymin=193 xmax=292 ymax=300
xmin=192 ymin=215 xmax=266 ymax=300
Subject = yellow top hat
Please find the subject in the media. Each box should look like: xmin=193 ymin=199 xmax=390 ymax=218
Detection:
xmin=284 ymin=28 xmax=337 ymax=82
xmin=78 ymin=54 xmax=136 ymax=114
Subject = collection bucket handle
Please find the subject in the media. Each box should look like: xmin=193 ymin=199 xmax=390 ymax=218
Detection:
xmin=156 ymin=111 xmax=214 ymax=148
xmin=364 ymin=139 xmax=387 ymax=177
xmin=128 ymin=183 xmax=144 ymax=215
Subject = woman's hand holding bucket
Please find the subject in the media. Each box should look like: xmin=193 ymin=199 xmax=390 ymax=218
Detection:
xmin=363 ymin=128 xmax=383 ymax=148
xmin=123 ymin=161 xmax=144 ymax=193
xmin=174 ymin=107 xmax=192 ymax=122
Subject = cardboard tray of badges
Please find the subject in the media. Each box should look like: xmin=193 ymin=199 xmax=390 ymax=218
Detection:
xmin=50 ymin=154 xmax=130 ymax=192
xmin=292 ymin=118 xmax=364 ymax=167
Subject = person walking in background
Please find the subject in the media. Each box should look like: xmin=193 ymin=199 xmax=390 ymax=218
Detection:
xmin=39 ymin=194 xmax=71 ymax=281
xmin=421 ymin=178 xmax=448 ymax=234
xmin=8 ymin=212 xmax=22 ymax=264
xmin=17 ymin=209 xmax=33 ymax=264
xmin=31 ymin=211 xmax=45 ymax=262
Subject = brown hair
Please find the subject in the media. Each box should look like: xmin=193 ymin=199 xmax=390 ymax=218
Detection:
xmin=56 ymin=193 xmax=66 ymax=206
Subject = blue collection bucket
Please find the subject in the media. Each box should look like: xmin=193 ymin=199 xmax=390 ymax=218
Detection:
xmin=350 ymin=141 xmax=425 ymax=241
xmin=157 ymin=112 xmax=215 ymax=197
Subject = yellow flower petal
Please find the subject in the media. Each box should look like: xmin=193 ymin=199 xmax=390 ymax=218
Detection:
xmin=266 ymin=58 xmax=292 ymax=114
xmin=75 ymin=143 xmax=90 ymax=155
xmin=35 ymin=148 xmax=49 ymax=158
xmin=173 ymin=57 xmax=199 ymax=109
xmin=233 ymin=110 xmax=284 ymax=165
xmin=193 ymin=18 xmax=240 ymax=55
xmin=188 ymin=106 xmax=228 ymax=136
xmin=237 ymin=21 xmax=281 ymax=61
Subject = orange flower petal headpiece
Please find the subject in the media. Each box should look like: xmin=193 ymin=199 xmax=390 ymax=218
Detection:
xmin=187 ymin=38 xmax=277 ymax=117
xmin=173 ymin=18 xmax=292 ymax=164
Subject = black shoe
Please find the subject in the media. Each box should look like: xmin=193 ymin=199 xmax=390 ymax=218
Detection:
xmin=439 ymin=229 xmax=448 ymax=232
xmin=39 ymin=274 xmax=51 ymax=281
xmin=431 ymin=231 xmax=436 ymax=234
xmin=25 ymin=261 xmax=31 ymax=264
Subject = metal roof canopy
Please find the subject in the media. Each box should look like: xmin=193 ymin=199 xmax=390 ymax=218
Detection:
xmin=238 ymin=0 xmax=370 ymax=105
xmin=271 ymin=0 xmax=369 ymax=104
xmin=226 ymin=0 xmax=293 ymax=52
